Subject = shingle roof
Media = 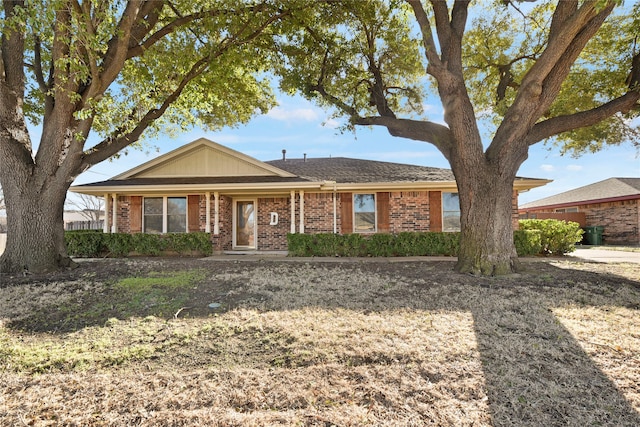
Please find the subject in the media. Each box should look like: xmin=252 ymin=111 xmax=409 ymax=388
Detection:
xmin=266 ymin=157 xmax=455 ymax=183
xmin=520 ymin=177 xmax=640 ymax=209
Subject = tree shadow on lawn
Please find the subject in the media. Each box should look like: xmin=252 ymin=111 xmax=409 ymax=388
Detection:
xmin=4 ymin=258 xmax=640 ymax=425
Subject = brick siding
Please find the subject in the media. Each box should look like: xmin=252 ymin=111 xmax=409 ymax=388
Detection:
xmin=388 ymin=191 xmax=431 ymax=232
xmin=257 ymin=197 xmax=291 ymax=250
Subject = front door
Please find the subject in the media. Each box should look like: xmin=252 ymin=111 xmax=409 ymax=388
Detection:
xmin=233 ymin=200 xmax=256 ymax=249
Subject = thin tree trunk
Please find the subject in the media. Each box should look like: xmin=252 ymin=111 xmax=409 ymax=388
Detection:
xmin=0 ymin=180 xmax=76 ymax=274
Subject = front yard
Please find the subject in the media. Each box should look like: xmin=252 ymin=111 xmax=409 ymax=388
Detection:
xmin=1 ymin=257 xmax=639 ymax=426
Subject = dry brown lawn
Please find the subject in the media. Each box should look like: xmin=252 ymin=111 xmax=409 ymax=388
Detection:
xmin=1 ymin=257 xmax=639 ymax=426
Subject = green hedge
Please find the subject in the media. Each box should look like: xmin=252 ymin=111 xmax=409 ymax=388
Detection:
xmin=288 ymin=232 xmax=461 ymax=257
xmin=65 ymin=231 xmax=213 ymax=257
xmin=519 ymin=219 xmax=584 ymax=255
xmin=289 ymin=230 xmax=547 ymax=258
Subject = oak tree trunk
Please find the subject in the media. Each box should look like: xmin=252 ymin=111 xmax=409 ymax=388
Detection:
xmin=0 ymin=179 xmax=76 ymax=274
xmin=451 ymin=156 xmax=522 ymax=276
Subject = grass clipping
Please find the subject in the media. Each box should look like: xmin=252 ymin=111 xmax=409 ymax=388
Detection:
xmin=1 ymin=259 xmax=639 ymax=426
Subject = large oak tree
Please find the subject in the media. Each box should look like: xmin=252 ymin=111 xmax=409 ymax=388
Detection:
xmin=277 ymin=0 xmax=640 ymax=275
xmin=0 ymin=0 xmax=298 ymax=273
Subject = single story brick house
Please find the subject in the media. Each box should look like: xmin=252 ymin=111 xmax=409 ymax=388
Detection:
xmin=70 ymin=138 xmax=549 ymax=252
xmin=519 ymin=177 xmax=640 ymax=245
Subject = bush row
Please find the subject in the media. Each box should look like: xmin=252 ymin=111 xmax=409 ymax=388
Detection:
xmin=287 ymin=219 xmax=582 ymax=258
xmin=288 ymin=231 xmax=542 ymax=258
xmin=65 ymin=231 xmax=213 ymax=257
xmin=66 ymin=219 xmax=581 ymax=258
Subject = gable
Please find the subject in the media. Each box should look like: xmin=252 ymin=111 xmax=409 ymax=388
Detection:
xmin=114 ymin=138 xmax=295 ymax=179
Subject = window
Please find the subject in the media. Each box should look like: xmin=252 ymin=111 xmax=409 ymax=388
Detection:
xmin=555 ymin=207 xmax=578 ymax=213
xmin=353 ymin=193 xmax=376 ymax=232
xmin=442 ymin=192 xmax=460 ymax=232
xmin=143 ymin=196 xmax=186 ymax=233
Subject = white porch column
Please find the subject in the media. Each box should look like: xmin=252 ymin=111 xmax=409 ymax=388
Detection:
xmin=103 ymin=193 xmax=109 ymax=233
xmin=290 ymin=190 xmax=296 ymax=233
xmin=299 ymin=190 xmax=305 ymax=234
xmin=111 ymin=194 xmax=117 ymax=233
xmin=213 ymin=192 xmax=220 ymax=235
xmin=205 ymin=191 xmax=211 ymax=233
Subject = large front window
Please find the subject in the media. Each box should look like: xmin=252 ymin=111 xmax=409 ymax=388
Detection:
xmin=143 ymin=196 xmax=186 ymax=233
xmin=353 ymin=193 xmax=376 ymax=233
xmin=442 ymin=192 xmax=461 ymax=232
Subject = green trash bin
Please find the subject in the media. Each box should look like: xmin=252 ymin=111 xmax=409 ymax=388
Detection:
xmin=583 ymin=226 xmax=604 ymax=245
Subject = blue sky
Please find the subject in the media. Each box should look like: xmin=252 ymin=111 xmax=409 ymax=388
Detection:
xmin=71 ymin=92 xmax=640 ymax=206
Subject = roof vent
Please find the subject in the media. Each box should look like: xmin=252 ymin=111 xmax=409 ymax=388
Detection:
xmin=303 ymin=153 xmax=307 ymax=162
xmin=282 ymin=149 xmax=286 ymax=161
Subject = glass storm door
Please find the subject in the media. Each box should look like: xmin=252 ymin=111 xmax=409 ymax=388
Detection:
xmin=234 ymin=200 xmax=256 ymax=249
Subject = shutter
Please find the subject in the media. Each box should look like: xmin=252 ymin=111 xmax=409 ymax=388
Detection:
xmin=130 ymin=196 xmax=142 ymax=233
xmin=188 ymin=195 xmax=200 ymax=232
xmin=429 ymin=191 xmax=442 ymax=232
xmin=340 ymin=193 xmax=352 ymax=234
xmin=376 ymin=192 xmax=390 ymax=233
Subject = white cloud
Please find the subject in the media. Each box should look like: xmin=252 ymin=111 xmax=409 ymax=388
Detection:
xmin=266 ymin=107 xmax=318 ymax=122
xmin=566 ymin=164 xmax=583 ymax=172
xmin=322 ymin=118 xmax=341 ymax=129
xmin=540 ymin=164 xmax=555 ymax=172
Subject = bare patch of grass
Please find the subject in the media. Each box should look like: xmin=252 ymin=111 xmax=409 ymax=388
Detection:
xmin=0 ymin=258 xmax=639 ymax=425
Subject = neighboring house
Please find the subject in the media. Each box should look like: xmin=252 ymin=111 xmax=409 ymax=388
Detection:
xmin=70 ymin=138 xmax=549 ymax=252
xmin=519 ymin=177 xmax=640 ymax=245
xmin=63 ymin=210 xmax=105 ymax=231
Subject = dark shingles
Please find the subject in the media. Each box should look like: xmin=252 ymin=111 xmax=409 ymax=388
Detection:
xmin=266 ymin=157 xmax=455 ymax=183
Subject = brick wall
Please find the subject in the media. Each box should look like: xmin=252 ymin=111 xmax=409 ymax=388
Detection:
xmin=303 ymin=193 xmax=336 ymax=234
xmin=257 ymin=197 xmax=291 ymax=250
xmin=211 ymin=195 xmax=232 ymax=252
xmin=116 ymin=195 xmax=131 ymax=233
xmin=389 ymin=191 xmax=431 ymax=232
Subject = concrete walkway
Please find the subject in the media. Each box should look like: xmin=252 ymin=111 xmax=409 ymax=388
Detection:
xmin=568 ymin=247 xmax=640 ymax=264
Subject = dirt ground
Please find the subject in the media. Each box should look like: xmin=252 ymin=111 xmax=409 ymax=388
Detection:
xmin=1 ymin=256 xmax=639 ymax=426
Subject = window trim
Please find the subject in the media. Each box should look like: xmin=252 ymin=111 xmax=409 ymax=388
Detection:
xmin=352 ymin=193 xmax=377 ymax=233
xmin=143 ymin=196 xmax=187 ymax=234
xmin=442 ymin=192 xmax=461 ymax=232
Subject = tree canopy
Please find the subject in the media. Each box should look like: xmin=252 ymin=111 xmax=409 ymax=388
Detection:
xmin=277 ymin=0 xmax=639 ymax=156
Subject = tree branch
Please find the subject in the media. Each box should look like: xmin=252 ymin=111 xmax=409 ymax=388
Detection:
xmin=525 ymin=91 xmax=640 ymax=145
xmin=354 ymin=116 xmax=453 ymax=161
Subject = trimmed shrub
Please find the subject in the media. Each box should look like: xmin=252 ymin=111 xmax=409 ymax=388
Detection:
xmin=65 ymin=232 xmax=213 ymax=257
xmin=519 ymin=219 xmax=584 ymax=255
xmin=287 ymin=232 xmax=461 ymax=257
xmin=288 ymin=231 xmax=546 ymax=258
xmin=513 ymin=229 xmax=543 ymax=256
xmin=65 ymin=230 xmax=104 ymax=257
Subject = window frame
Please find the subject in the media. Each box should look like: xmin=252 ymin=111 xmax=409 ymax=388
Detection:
xmin=442 ymin=192 xmax=461 ymax=232
xmin=143 ymin=196 xmax=187 ymax=234
xmin=352 ymin=193 xmax=377 ymax=233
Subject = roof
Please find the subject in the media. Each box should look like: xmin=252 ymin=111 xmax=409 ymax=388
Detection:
xmin=520 ymin=177 xmax=640 ymax=209
xmin=70 ymin=138 xmax=549 ymax=196
xmin=265 ymin=157 xmax=455 ymax=183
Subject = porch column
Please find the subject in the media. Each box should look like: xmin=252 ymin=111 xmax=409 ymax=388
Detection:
xmin=205 ymin=191 xmax=211 ymax=233
xmin=213 ymin=192 xmax=220 ymax=235
xmin=290 ymin=190 xmax=296 ymax=233
xmin=103 ymin=193 xmax=109 ymax=233
xmin=299 ymin=190 xmax=305 ymax=234
xmin=111 ymin=194 xmax=117 ymax=233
